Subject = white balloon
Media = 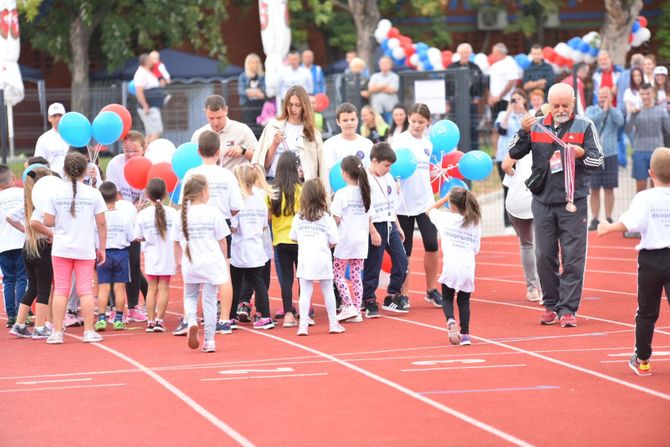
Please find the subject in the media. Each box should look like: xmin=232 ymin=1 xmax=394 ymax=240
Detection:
xmin=583 ymin=54 xmax=595 ymax=65
xmin=409 ymin=53 xmax=420 ymax=67
xmin=452 ymin=53 xmax=460 ymax=63
xmin=571 ymin=50 xmax=584 ymax=63
xmin=387 ymin=37 xmax=400 ymax=49
xmin=637 ymin=27 xmax=651 ymax=43
xmin=145 ymin=138 xmax=176 ymax=164
xmin=427 ymin=47 xmax=442 ymax=68
xmin=32 ymin=176 xmax=64 ymax=213
xmin=377 ymin=19 xmax=392 ymax=33
xmin=555 ymin=42 xmax=571 ymax=58
xmin=474 ymin=53 xmax=489 ymax=74
xmin=427 ymin=47 xmax=441 ymax=59
xmin=374 ymin=28 xmax=388 ymax=44
xmin=551 ymin=63 xmax=561 ymax=74
xmin=631 ymin=32 xmax=645 ymax=47
xmin=392 ymin=46 xmax=405 ymax=60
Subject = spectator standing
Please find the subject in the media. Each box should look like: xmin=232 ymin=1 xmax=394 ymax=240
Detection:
xmin=642 ymin=56 xmax=655 ymax=85
xmin=447 ymin=43 xmax=483 ymax=151
xmin=616 ymin=53 xmax=644 ymax=114
xmin=133 ymin=54 xmax=163 ymax=144
xmin=368 ymin=56 xmax=400 ymax=124
xmin=340 ymin=57 xmax=369 ymax=107
xmin=488 ymin=43 xmax=521 ymax=150
xmin=238 ymin=53 xmax=266 ymax=128
xmin=360 ymin=105 xmax=389 ymax=144
xmin=34 ymin=103 xmax=68 ymax=177
xmin=592 ymin=50 xmax=623 ymax=106
xmin=528 ymin=89 xmax=546 ymax=115
xmin=522 ymin=44 xmax=555 ymax=95
xmin=277 ymin=51 xmax=313 ymax=99
xmin=388 ymin=103 xmax=409 ymax=143
xmin=148 ymin=50 xmax=171 ymax=87
xmin=562 ymin=63 xmax=589 ymax=115
xmin=623 ymin=67 xmax=645 ymax=114
xmin=301 ymin=49 xmax=326 ymax=95
xmin=654 ymin=66 xmax=670 ymax=146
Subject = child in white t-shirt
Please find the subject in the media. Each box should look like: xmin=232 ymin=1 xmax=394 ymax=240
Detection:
xmin=135 ymin=178 xmax=178 ymax=332
xmin=597 ymin=147 xmax=670 ymax=376
xmin=171 ymin=174 xmax=230 ymax=353
xmin=332 ymin=156 xmax=371 ymax=323
xmin=323 ymin=102 xmax=373 ymax=174
xmin=427 ymin=187 xmax=482 ymax=347
xmin=289 ymin=179 xmax=341 ymax=335
xmin=43 ymin=152 xmax=107 ymax=344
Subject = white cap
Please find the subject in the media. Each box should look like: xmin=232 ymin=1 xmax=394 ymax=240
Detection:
xmin=48 ymin=103 xmax=66 ymax=116
xmin=653 ymin=66 xmax=668 ymax=76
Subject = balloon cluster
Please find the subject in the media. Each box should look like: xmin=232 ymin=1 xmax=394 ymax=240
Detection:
xmin=59 ymin=104 xmax=132 ymax=151
xmin=629 ymin=16 xmax=651 ymax=48
xmin=515 ymin=32 xmax=601 ymax=75
xmin=374 ymin=19 xmax=451 ymax=71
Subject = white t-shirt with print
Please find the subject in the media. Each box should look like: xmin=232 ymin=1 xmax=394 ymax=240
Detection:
xmin=106 ymin=154 xmax=143 ymax=204
xmin=104 ymin=207 xmax=135 ymax=250
xmin=289 ymin=213 xmax=339 ymax=280
xmin=323 ymin=134 xmax=372 ymax=171
xmin=368 ymin=171 xmax=398 ymax=223
xmin=0 ymin=187 xmax=25 ymax=253
xmin=135 ymin=205 xmax=178 ymax=276
xmin=170 ymin=203 xmax=230 ymax=284
xmin=34 ymin=129 xmax=69 ymax=177
xmin=392 ymin=131 xmax=435 ymax=216
xmin=331 ymin=185 xmax=370 ymax=260
xmin=43 ymin=181 xmax=106 ymax=260
xmin=268 ymin=122 xmax=304 ymax=178
xmin=504 ymin=153 xmax=533 ymax=220
xmin=619 ymin=187 xmax=670 ymax=251
xmin=429 ymin=208 xmax=481 ymax=293
xmin=230 ymin=188 xmax=270 ymax=268
xmin=182 ymin=164 xmax=243 ymax=220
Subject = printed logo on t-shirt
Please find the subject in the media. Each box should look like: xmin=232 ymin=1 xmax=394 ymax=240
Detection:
xmin=226 ymin=140 xmax=235 ymax=147
xmin=423 ymin=148 xmax=431 ymax=156
xmin=356 ymin=150 xmax=364 ymax=159
xmin=387 ymin=186 xmax=392 ymax=195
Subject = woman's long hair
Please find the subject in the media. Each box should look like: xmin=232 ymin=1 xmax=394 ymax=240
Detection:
xmin=23 ymin=168 xmax=52 ymax=258
xmin=278 ymin=85 xmax=316 ymax=142
xmin=270 ymin=151 xmax=301 ymax=218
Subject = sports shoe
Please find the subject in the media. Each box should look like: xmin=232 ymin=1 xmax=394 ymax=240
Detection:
xmin=560 ymin=314 xmax=577 ymax=328
xmin=9 ymin=323 xmax=32 ymax=338
xmin=113 ymin=320 xmax=125 ymax=330
xmin=382 ymin=294 xmax=409 ymax=314
xmin=307 ymin=317 xmax=315 ymax=326
xmin=447 ymin=318 xmax=460 ymax=345
xmin=527 ymin=287 xmax=541 ymax=302
xmin=64 ymin=312 xmax=82 ymax=328
xmin=253 ymin=317 xmax=275 ymax=330
xmin=329 ymin=323 xmax=346 ymax=334
xmin=347 ymin=312 xmax=363 ymax=323
xmin=459 ymin=334 xmax=472 ymax=346
xmin=146 ymin=321 xmax=156 ymax=332
xmin=128 ymin=307 xmax=148 ymax=322
xmin=153 ymin=321 xmax=166 ymax=333
xmin=275 ymin=306 xmax=296 ymax=320
xmin=588 ymin=218 xmax=599 ymax=232
xmin=5 ymin=317 xmax=16 ymax=328
xmin=308 ymin=307 xmax=316 ymax=319
xmin=540 ymin=310 xmax=559 ymax=325
xmin=187 ymin=322 xmax=199 ymax=349
xmin=173 ymin=319 xmax=188 ymax=336
xmin=46 ymin=331 xmax=64 ymax=344
xmin=606 ymin=217 xmax=614 ymax=224
xmin=216 ymin=321 xmax=232 ymax=334
xmin=282 ymin=319 xmax=298 ymax=328
xmin=94 ymin=319 xmax=107 ymax=331
xmin=425 ymin=289 xmax=443 ymax=307
xmin=624 ymin=231 xmax=641 ymax=239
xmin=229 ymin=319 xmax=239 ymax=330
xmin=400 ymin=294 xmax=411 ymax=309
xmin=31 ymin=326 xmax=52 ymax=340
xmin=25 ymin=315 xmax=34 ymax=327
xmin=629 ymin=354 xmax=651 ymax=376
xmin=297 ymin=325 xmax=309 ymax=336
xmin=364 ymin=301 xmax=380 ymax=319
xmin=337 ymin=305 xmax=359 ymax=322
xmin=83 ymin=330 xmax=103 ymax=343
xmin=237 ymin=303 xmax=252 ymax=323
xmin=202 ymin=339 xmax=216 ymax=353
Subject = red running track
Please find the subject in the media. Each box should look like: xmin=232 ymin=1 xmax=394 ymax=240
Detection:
xmin=1 ymin=233 xmax=669 ymax=446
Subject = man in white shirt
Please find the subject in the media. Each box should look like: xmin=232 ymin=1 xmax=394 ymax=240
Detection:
xmin=368 ymin=56 xmax=399 ymax=124
xmin=488 ymin=42 xmax=521 ymax=150
xmin=133 ymin=53 xmax=163 ymax=144
xmin=34 ymin=103 xmax=69 ymax=177
xmin=191 ymin=95 xmax=257 ymax=171
xmin=277 ymin=51 xmax=313 ymax=99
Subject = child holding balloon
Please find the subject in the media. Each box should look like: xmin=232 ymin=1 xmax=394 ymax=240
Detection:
xmin=391 ymin=103 xmax=441 ymax=309
xmin=426 ymin=187 xmax=481 ymax=346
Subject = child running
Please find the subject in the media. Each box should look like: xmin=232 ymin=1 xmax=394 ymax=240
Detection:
xmin=597 ymin=147 xmax=670 ymax=376
xmin=332 ymin=155 xmax=371 ymax=323
xmin=426 ymin=187 xmax=482 ymax=346
xmin=230 ymin=164 xmax=274 ymax=329
xmin=43 ymin=152 xmax=107 ymax=344
xmin=172 ymin=174 xmax=231 ymax=353
xmin=289 ymin=179 xmax=342 ymax=335
xmin=135 ymin=178 xmax=178 ymax=332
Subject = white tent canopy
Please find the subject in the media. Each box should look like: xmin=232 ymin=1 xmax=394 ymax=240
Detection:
xmin=0 ymin=0 xmax=24 ymax=161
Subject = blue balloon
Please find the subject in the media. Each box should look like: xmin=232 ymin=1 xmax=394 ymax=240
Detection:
xmin=439 ymin=177 xmax=469 ymax=199
xmin=589 ymin=47 xmax=599 ymax=57
xmin=568 ymin=37 xmax=581 ymax=50
xmin=172 ymin=142 xmax=203 ymax=179
xmin=459 ymin=150 xmax=493 ymax=181
xmin=423 ymin=62 xmax=434 ymax=71
xmin=59 ymin=112 xmax=92 ymax=147
xmin=415 ymin=42 xmax=429 ymax=53
xmin=22 ymin=163 xmax=47 ymax=183
xmin=329 ymin=161 xmax=346 ymax=192
xmin=92 ymin=111 xmax=123 ymax=145
xmin=515 ymin=54 xmax=530 ymax=70
xmin=128 ymin=80 xmax=136 ymax=96
xmin=579 ymin=42 xmax=590 ymax=53
xmin=469 ymin=53 xmax=475 ymax=62
xmin=632 ymin=21 xmax=640 ymax=33
xmin=429 ymin=119 xmax=460 ymax=157
xmin=381 ymin=39 xmax=389 ymax=51
xmin=170 ymin=180 xmax=182 ymax=205
xmin=390 ymin=148 xmax=418 ymax=179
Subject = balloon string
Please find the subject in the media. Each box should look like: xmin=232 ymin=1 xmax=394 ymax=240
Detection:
xmin=168 ymin=179 xmax=180 ymax=208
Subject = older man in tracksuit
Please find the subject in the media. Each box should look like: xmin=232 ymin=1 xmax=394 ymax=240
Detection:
xmin=508 ymin=83 xmax=603 ymax=328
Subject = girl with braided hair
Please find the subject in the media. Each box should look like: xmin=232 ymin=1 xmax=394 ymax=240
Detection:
xmin=43 ymin=152 xmax=107 ymax=344
xmin=170 ymin=174 xmax=230 ymax=353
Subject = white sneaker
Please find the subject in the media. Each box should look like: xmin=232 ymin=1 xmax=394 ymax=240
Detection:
xmin=83 ymin=330 xmax=103 ymax=343
xmin=447 ymin=318 xmax=460 ymax=345
xmin=526 ymin=288 xmax=541 ymax=302
xmin=347 ymin=312 xmax=363 ymax=323
xmin=329 ymin=323 xmax=346 ymax=334
xmin=202 ymin=339 xmax=216 ymax=353
xmin=46 ymin=330 xmax=64 ymax=344
xmin=297 ymin=325 xmax=308 ymax=336
xmin=337 ymin=306 xmax=359 ymax=322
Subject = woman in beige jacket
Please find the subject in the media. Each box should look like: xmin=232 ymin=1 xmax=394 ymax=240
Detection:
xmin=253 ymin=85 xmax=327 ymax=183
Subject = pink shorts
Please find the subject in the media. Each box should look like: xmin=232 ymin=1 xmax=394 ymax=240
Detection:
xmin=52 ymin=256 xmax=96 ymax=296
xmin=146 ymin=274 xmax=172 ymax=282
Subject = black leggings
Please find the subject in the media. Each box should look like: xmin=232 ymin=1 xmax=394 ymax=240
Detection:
xmin=21 ymin=243 xmax=53 ymax=307
xmin=397 ymin=213 xmax=439 ymax=256
xmin=240 ymin=260 xmax=271 ymax=304
xmin=276 ymin=243 xmax=298 ymax=313
xmin=441 ymin=284 xmax=471 ymax=334
xmin=230 ymin=264 xmax=271 ymax=318
xmin=125 ymin=241 xmax=148 ymax=308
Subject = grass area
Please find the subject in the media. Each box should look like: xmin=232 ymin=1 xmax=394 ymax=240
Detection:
xmin=8 ymin=154 xmax=112 ymax=181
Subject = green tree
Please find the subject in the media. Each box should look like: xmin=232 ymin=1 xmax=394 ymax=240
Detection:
xmin=656 ymin=1 xmax=670 ymax=61
xmin=18 ymin=0 xmax=227 ymax=114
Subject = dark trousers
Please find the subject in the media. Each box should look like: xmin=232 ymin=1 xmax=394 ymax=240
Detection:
xmin=240 ymin=260 xmax=271 ymax=304
xmin=496 ymin=162 xmax=511 ymax=227
xmin=363 ymin=222 xmax=408 ymax=302
xmin=21 ymin=244 xmax=53 ymax=307
xmin=125 ymin=241 xmax=148 ymax=309
xmin=276 ymin=243 xmax=298 ymax=313
xmin=441 ymin=284 xmax=471 ymax=334
xmin=0 ymin=249 xmax=27 ymax=317
xmin=532 ymin=197 xmax=587 ymax=317
xmin=635 ymin=248 xmax=670 ymax=361
xmin=230 ymin=264 xmax=271 ymax=318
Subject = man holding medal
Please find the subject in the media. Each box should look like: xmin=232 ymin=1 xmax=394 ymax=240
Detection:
xmin=508 ymin=83 xmax=603 ymax=328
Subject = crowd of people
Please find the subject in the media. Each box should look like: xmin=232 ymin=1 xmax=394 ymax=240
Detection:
xmin=1 ymin=43 xmax=669 ymax=376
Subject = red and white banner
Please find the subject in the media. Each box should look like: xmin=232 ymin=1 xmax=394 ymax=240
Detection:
xmin=259 ymin=0 xmax=290 ymax=99
xmin=0 ymin=0 xmax=24 ymax=106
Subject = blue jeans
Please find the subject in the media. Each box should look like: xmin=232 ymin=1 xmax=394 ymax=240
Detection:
xmin=0 ymin=249 xmax=28 ymax=318
xmin=363 ymin=222 xmax=408 ymax=302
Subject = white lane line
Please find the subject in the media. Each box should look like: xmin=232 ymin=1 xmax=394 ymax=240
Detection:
xmin=16 ymin=378 xmax=92 ymax=385
xmin=63 ymin=332 xmax=255 ymax=447
xmin=0 ymin=383 xmax=126 ymax=393
xmin=608 ymin=351 xmax=670 ymax=357
xmin=202 ymin=373 xmax=328 ymax=382
xmin=383 ymin=316 xmax=670 ymax=401
xmin=401 ymin=364 xmax=526 ymax=372
xmin=474 ymin=276 xmax=638 ymax=297
xmin=600 ymin=359 xmax=670 ymax=364
xmin=240 ymin=328 xmax=534 ymax=447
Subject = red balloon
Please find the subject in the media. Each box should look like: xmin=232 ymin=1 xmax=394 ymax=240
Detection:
xmin=398 ymin=35 xmax=412 ymax=47
xmin=442 ymin=50 xmax=453 ymax=67
xmin=314 ymin=93 xmax=330 ymax=112
xmin=565 ymin=59 xmax=574 ymax=70
xmin=381 ymin=251 xmax=392 ymax=273
xmin=123 ymin=156 xmax=152 ymax=190
xmin=487 ymin=53 xmax=497 ymax=66
xmin=387 ymin=27 xmax=400 ymax=38
xmin=101 ymin=104 xmax=132 ymax=139
xmin=147 ymin=162 xmax=178 ymax=193
xmin=404 ymin=45 xmax=416 ymax=58
xmin=638 ymin=16 xmax=647 ymax=28
xmin=628 ymin=33 xmax=634 ymax=44
xmin=443 ymin=150 xmax=464 ymax=180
